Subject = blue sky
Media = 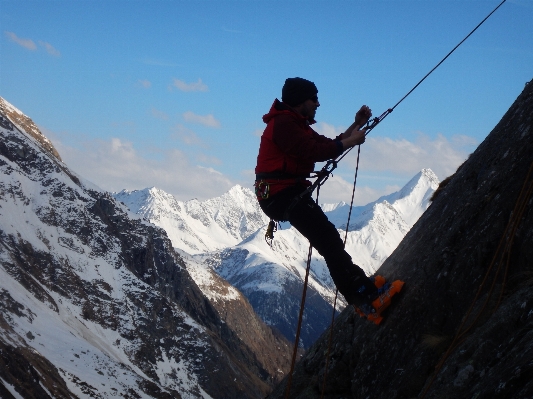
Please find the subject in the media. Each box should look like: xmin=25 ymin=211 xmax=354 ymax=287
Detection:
xmin=1 ymin=0 xmax=532 ymax=204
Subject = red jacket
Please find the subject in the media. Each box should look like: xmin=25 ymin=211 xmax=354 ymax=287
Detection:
xmin=255 ymin=99 xmax=343 ymax=198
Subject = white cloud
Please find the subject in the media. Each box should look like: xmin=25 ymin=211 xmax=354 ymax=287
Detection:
xmin=5 ymin=32 xmax=60 ymax=56
xmin=183 ymin=111 xmax=220 ymax=128
xmin=314 ymin=174 xmax=397 ymax=206
xmin=314 ymin=122 xmax=475 ymax=181
xmin=49 ymin=134 xmax=234 ymax=201
xmin=38 ymin=40 xmax=60 ymax=56
xmin=313 ymin=121 xmax=345 ymax=138
xmin=340 ymin=132 xmax=476 ymax=181
xmin=171 ymin=78 xmax=208 ymax=92
xmin=5 ymin=31 xmax=36 ymax=50
xmin=276 ymin=130 xmax=476 ymax=205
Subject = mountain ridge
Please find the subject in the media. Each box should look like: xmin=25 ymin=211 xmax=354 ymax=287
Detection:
xmin=0 ymin=96 xmax=292 ymax=399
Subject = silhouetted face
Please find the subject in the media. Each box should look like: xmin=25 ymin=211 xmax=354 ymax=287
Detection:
xmin=296 ymin=95 xmax=320 ymax=120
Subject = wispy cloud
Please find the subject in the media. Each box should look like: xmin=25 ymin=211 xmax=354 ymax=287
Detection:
xmin=138 ymin=80 xmax=152 ymax=89
xmin=171 ymin=123 xmax=207 ymax=147
xmin=316 ymin=174 xmax=399 ymax=206
xmin=304 ymin=129 xmax=476 ymax=204
xmin=313 ymin=122 xmax=345 ymax=138
xmin=341 ymin=132 xmax=476 ymax=181
xmin=49 ymin=134 xmax=234 ymax=202
xmin=5 ymin=31 xmax=37 ymax=50
xmin=5 ymin=32 xmax=61 ymax=56
xmin=171 ymin=78 xmax=208 ymax=92
xmin=183 ymin=111 xmax=220 ymax=128
xmin=315 ymin=120 xmax=475 ymax=182
xmin=38 ymin=40 xmax=60 ymax=56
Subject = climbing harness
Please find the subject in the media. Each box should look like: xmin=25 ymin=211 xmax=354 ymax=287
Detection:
xmin=280 ymin=1 xmax=509 ymax=397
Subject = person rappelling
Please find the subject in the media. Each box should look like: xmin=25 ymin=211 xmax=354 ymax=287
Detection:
xmin=254 ymin=77 xmax=403 ymax=324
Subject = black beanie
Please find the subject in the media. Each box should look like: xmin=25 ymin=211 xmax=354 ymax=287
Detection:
xmin=281 ymin=77 xmax=318 ymax=107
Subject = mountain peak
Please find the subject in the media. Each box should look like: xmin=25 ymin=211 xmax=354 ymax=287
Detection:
xmin=0 ymin=96 xmax=62 ymax=162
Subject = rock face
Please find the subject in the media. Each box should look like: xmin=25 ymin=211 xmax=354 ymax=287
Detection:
xmin=266 ymin=79 xmax=533 ymax=399
xmin=0 ymin=97 xmax=291 ymax=399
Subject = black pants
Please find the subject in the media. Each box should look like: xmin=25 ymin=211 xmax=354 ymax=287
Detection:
xmin=259 ymin=185 xmax=378 ymax=305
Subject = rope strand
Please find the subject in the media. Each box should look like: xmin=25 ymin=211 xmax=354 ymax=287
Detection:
xmin=320 ymin=145 xmax=362 ymax=398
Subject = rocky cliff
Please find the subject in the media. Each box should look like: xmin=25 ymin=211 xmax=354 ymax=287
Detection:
xmin=266 ymin=79 xmax=533 ymax=399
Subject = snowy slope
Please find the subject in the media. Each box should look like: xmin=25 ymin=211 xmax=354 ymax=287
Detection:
xmin=114 ymin=185 xmax=270 ymax=255
xmin=0 ymin=96 xmax=288 ymax=399
xmin=0 ymin=108 xmax=211 ymax=398
xmin=326 ymin=168 xmax=440 ymax=273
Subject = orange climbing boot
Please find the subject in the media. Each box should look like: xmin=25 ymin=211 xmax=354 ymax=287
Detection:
xmin=354 ymin=277 xmax=404 ymax=325
xmin=353 ymin=274 xmax=386 ymax=317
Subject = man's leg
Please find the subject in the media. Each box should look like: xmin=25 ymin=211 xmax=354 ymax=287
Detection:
xmin=287 ymin=195 xmax=378 ymax=305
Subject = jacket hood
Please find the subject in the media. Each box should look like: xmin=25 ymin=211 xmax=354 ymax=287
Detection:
xmin=262 ymin=99 xmax=316 ymax=125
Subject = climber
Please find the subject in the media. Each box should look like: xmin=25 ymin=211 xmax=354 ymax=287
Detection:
xmin=254 ymin=77 xmax=403 ymax=322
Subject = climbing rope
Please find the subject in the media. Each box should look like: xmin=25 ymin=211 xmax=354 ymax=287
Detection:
xmin=284 ymin=187 xmax=320 ymax=399
xmin=304 ymin=0 xmax=508 ymax=201
xmin=283 ymin=1 xmax=508 ymax=396
xmin=320 ymin=145 xmax=363 ymax=398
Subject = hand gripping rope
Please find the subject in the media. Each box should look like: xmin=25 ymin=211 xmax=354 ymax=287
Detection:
xmin=281 ymin=1 xmax=509 ymax=398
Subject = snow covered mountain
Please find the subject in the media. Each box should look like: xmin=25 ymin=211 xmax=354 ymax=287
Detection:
xmin=0 ymin=97 xmax=291 ymax=399
xmin=324 ymin=168 xmax=439 ymax=273
xmin=116 ymin=170 xmax=438 ymax=347
xmin=114 ymin=186 xmax=270 ymax=255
